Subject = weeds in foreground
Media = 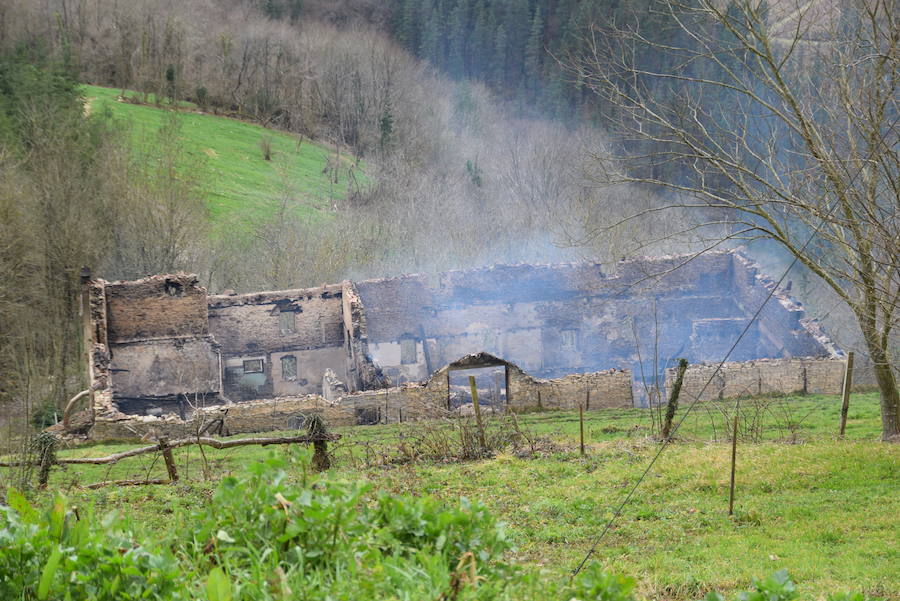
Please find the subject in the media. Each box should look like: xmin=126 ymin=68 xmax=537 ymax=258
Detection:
xmin=0 ymin=448 xmax=880 ymax=601
xmin=335 ymin=414 xmax=562 ymax=468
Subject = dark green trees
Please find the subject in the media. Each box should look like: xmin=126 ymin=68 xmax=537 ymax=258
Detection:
xmin=388 ymin=0 xmax=646 ymax=120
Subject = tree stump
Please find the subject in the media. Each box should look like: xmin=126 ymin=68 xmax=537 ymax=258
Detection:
xmin=36 ymin=433 xmax=58 ymax=489
xmin=307 ymin=414 xmax=330 ymax=471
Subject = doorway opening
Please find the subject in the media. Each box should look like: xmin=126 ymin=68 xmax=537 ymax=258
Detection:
xmin=447 ymin=365 xmax=507 ymax=411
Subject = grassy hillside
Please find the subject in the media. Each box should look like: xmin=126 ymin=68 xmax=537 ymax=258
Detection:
xmin=83 ymin=85 xmax=363 ymax=229
xmin=7 ymin=393 xmax=897 ymax=599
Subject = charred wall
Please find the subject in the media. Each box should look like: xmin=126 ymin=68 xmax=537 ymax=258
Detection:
xmin=99 ymin=275 xmax=221 ymax=413
xmin=105 ymin=274 xmax=209 ymax=342
xmin=208 ymin=285 xmax=352 ymax=399
xmin=355 ymin=251 xmax=838 ymax=397
xmin=78 ymin=250 xmax=844 ymax=436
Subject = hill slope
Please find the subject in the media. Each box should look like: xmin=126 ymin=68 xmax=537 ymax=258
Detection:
xmin=84 ymin=85 xmax=363 ymax=229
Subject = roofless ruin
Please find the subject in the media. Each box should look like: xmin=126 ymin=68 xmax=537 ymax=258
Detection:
xmin=69 ymin=251 xmax=845 ymax=440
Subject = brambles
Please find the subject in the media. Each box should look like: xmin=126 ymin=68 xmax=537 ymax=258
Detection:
xmin=341 ymin=414 xmax=558 ymax=467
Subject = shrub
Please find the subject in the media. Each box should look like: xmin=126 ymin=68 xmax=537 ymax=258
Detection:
xmin=186 ymin=449 xmax=513 ymax=599
xmin=30 ymin=402 xmax=58 ymax=429
xmin=568 ymin=564 xmax=637 ymax=601
xmin=195 ymin=86 xmax=208 ymax=108
xmin=0 ymin=489 xmax=184 ymax=600
xmin=259 ymin=134 xmax=273 ymax=160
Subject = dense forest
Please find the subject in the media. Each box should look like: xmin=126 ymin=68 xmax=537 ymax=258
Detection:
xmin=389 ymin=0 xmax=671 ymax=120
xmin=250 ymin=0 xmax=738 ymax=125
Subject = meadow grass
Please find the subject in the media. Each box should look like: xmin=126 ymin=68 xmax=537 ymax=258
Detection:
xmin=3 ymin=392 xmax=897 ymax=599
xmin=82 ymin=85 xmax=363 ymax=231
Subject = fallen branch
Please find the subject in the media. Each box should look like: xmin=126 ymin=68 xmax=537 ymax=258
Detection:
xmin=85 ymin=478 xmax=171 ymax=490
xmin=1 ymin=434 xmax=340 ymax=467
xmin=60 ymin=434 xmax=340 ymax=465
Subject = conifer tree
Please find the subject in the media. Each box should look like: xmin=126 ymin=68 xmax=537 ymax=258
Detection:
xmin=492 ymin=22 xmax=509 ymax=89
xmin=471 ymin=2 xmax=493 ymax=80
xmin=448 ymin=0 xmax=469 ymax=77
xmin=504 ymin=0 xmax=531 ymax=81
xmin=419 ymin=7 xmax=442 ymax=65
xmin=524 ymin=8 xmax=543 ymax=96
xmin=397 ymin=0 xmax=421 ymax=53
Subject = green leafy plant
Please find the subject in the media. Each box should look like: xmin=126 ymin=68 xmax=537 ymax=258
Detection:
xmin=568 ymin=564 xmax=637 ymax=601
xmin=206 ymin=567 xmax=233 ymax=601
xmin=0 ymin=453 xmax=880 ymax=601
xmin=737 ymin=569 xmax=799 ymax=601
xmin=1 ymin=488 xmax=184 ymax=600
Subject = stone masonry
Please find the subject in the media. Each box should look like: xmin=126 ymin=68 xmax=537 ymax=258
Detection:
xmin=71 ymin=250 xmax=845 ymax=440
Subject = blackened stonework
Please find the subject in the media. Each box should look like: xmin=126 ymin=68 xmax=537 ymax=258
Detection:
xmin=72 ymin=251 xmax=844 ymax=439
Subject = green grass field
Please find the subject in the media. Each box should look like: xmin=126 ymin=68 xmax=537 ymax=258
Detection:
xmin=83 ymin=85 xmax=363 ymax=230
xmin=4 ymin=393 xmax=898 ymax=599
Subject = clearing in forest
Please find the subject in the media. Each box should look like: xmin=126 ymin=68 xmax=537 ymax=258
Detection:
xmin=83 ymin=85 xmax=364 ymax=232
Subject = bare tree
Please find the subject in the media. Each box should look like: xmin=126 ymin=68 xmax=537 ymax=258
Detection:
xmin=570 ymin=0 xmax=899 ymax=441
xmin=102 ymin=114 xmax=208 ymax=280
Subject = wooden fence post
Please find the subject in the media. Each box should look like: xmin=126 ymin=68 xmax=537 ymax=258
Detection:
xmin=662 ymin=358 xmax=689 ymax=441
xmin=839 ymin=351 xmax=855 ymax=437
xmin=579 ymin=404 xmax=586 ymax=457
xmin=728 ymin=414 xmax=738 ymax=515
xmin=37 ymin=434 xmax=57 ymax=490
xmin=585 ymin=389 xmax=590 ymax=411
xmin=158 ymin=437 xmax=179 ymax=482
xmin=307 ymin=415 xmax=331 ymax=472
xmin=469 ymin=376 xmax=487 ymax=455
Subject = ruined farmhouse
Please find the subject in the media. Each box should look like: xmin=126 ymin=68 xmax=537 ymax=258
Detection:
xmin=70 ymin=250 xmax=845 ymax=440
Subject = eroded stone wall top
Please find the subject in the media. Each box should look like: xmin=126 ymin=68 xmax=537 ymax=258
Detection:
xmin=105 ymin=273 xmax=209 ymax=342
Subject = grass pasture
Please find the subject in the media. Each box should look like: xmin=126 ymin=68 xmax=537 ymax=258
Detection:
xmin=2 ymin=392 xmax=898 ymax=599
xmin=83 ymin=85 xmax=363 ymax=230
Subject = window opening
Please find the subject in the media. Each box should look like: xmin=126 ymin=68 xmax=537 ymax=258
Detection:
xmin=400 ymin=337 xmax=417 ymax=364
xmin=164 ymin=280 xmax=183 ymax=296
xmin=281 ymin=355 xmax=298 ymax=381
xmin=279 ymin=310 xmax=296 ymax=334
xmin=243 ymin=359 xmax=264 ymax=373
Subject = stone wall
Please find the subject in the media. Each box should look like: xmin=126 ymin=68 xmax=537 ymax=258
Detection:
xmin=84 ymin=354 xmax=844 ymax=442
xmin=96 ymin=275 xmax=221 ymax=410
xmin=356 ymin=251 xmax=837 ymax=390
xmin=76 ymin=250 xmax=845 ymax=439
xmin=340 ymin=281 xmax=386 ymax=391
xmin=505 ymin=363 xmax=633 ymax=410
xmin=85 ymin=353 xmax=634 ymax=441
xmin=105 ymin=274 xmax=209 ymax=342
xmin=667 ymin=357 xmax=846 ymax=402
xmin=208 ymin=284 xmax=354 ymax=399
xmin=729 ymin=254 xmax=841 ymax=358
xmin=85 ymin=280 xmax=111 ymax=419
xmin=88 ymin=395 xmax=358 ymax=440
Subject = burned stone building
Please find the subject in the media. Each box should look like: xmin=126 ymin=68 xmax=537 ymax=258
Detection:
xmin=73 ymin=250 xmax=845 ymax=440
